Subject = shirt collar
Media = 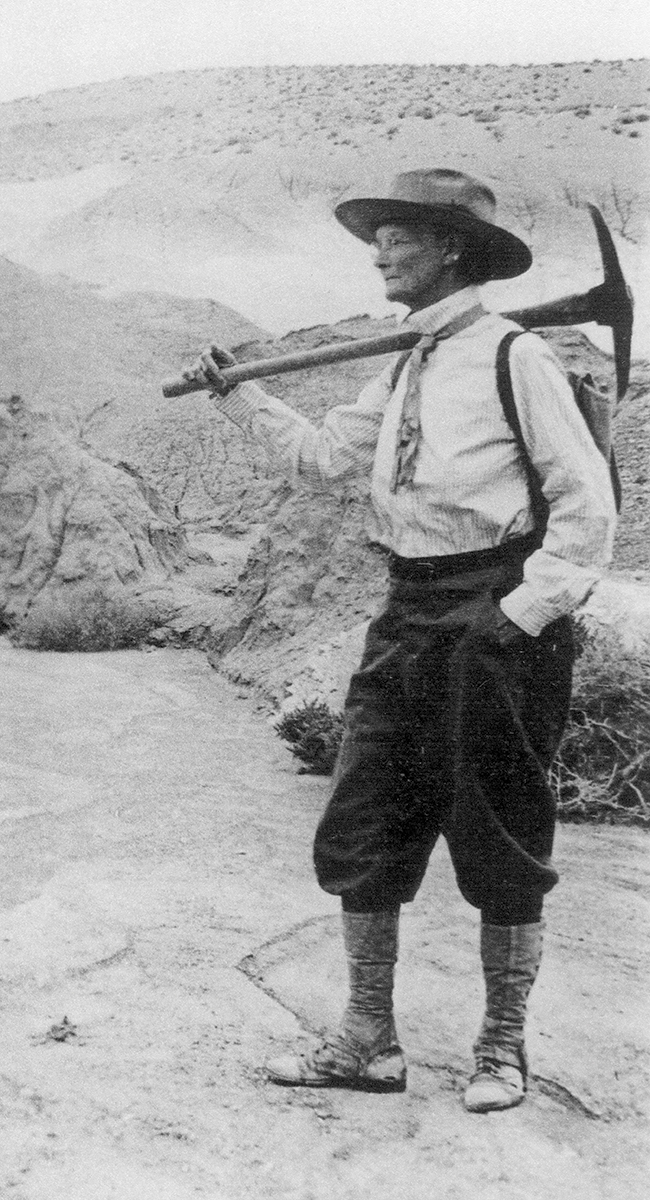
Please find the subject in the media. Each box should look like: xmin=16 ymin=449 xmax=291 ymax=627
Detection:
xmin=400 ymin=285 xmax=484 ymax=335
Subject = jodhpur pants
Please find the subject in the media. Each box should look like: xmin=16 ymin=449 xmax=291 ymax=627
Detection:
xmin=313 ymin=537 xmax=574 ymax=918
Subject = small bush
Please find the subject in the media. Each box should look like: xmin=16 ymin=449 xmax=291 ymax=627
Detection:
xmin=15 ymin=585 xmax=163 ymax=652
xmin=275 ymin=701 xmax=344 ymax=775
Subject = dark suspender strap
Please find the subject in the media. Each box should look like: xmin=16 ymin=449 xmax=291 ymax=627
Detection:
xmin=495 ymin=331 xmax=549 ymax=532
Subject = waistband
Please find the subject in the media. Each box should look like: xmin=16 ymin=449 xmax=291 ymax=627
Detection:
xmin=388 ymin=531 xmax=540 ymax=581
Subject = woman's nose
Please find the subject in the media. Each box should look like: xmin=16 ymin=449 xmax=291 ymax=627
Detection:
xmin=373 ymin=245 xmax=389 ymax=268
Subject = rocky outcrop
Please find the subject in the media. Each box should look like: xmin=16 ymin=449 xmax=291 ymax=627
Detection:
xmin=0 ymin=393 xmax=202 ymax=638
xmin=210 ymin=474 xmax=387 ymax=700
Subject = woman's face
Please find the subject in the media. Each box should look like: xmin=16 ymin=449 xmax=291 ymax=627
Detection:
xmin=372 ymin=222 xmax=461 ymax=310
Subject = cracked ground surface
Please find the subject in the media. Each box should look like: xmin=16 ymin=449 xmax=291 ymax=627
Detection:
xmin=0 ymin=638 xmax=648 ymax=1199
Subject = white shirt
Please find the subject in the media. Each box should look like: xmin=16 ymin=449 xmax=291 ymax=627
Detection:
xmin=215 ymin=286 xmax=616 ymax=636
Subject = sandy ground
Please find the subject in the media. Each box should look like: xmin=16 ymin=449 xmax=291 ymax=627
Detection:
xmin=0 ymin=639 xmax=648 ymax=1199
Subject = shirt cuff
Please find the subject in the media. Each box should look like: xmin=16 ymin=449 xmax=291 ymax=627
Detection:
xmin=212 ymin=381 xmax=265 ymax=427
xmin=499 ymin=585 xmax=559 ymax=637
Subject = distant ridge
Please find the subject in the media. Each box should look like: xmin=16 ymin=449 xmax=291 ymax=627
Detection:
xmin=1 ymin=61 xmax=648 ymax=180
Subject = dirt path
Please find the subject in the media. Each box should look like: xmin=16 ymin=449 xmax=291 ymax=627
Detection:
xmin=0 ymin=639 xmax=648 ymax=1199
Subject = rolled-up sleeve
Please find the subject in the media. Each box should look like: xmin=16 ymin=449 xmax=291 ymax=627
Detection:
xmin=214 ymin=365 xmax=392 ymax=486
xmin=499 ymin=334 xmax=617 ymax=635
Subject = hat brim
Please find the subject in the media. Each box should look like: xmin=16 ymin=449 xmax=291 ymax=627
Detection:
xmin=335 ymin=198 xmax=532 ymax=281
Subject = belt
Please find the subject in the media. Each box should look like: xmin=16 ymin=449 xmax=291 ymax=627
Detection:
xmin=388 ymin=531 xmax=541 ymax=581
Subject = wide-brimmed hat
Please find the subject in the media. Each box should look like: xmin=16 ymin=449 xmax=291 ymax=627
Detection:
xmin=335 ymin=168 xmax=531 ymax=281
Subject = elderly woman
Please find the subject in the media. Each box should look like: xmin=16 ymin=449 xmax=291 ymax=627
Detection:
xmin=189 ymin=169 xmax=616 ymax=1112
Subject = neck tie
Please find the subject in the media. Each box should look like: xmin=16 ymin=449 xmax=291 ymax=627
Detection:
xmin=390 ymin=305 xmax=484 ymax=492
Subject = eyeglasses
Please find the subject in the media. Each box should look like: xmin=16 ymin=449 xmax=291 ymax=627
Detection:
xmin=372 ymin=235 xmax=421 ymax=252
xmin=373 ymin=227 xmax=448 ymax=252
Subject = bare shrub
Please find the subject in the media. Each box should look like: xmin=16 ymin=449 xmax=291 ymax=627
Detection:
xmin=278 ymin=167 xmax=350 ymax=209
xmin=508 ymin=183 xmax=546 ymax=242
xmin=553 ymin=621 xmax=650 ymax=826
xmin=15 ymin=585 xmax=164 ymax=652
xmin=594 ymin=182 xmax=646 ymax=244
xmin=560 ymin=181 xmax=583 ymax=209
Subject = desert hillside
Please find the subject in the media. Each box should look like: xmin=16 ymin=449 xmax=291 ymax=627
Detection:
xmin=0 ymin=61 xmax=648 ymax=342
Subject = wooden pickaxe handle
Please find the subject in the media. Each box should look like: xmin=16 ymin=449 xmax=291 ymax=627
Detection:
xmin=161 ymin=330 xmax=423 ymax=397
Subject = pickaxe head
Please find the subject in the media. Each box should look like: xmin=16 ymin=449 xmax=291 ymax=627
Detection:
xmin=586 ymin=204 xmax=634 ymax=402
xmin=504 ymin=205 xmax=634 ymax=402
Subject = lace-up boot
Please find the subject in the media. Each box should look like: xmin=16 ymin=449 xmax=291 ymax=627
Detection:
xmin=464 ymin=922 xmax=543 ymax=1113
xmin=266 ymin=909 xmax=405 ymax=1092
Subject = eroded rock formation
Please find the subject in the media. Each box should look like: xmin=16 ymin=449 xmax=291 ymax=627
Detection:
xmin=0 ymin=393 xmax=194 ymax=637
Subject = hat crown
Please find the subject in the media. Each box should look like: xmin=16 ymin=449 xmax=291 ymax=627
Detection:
xmin=388 ymin=169 xmax=497 ymax=225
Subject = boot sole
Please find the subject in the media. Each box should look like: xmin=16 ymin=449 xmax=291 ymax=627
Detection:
xmin=465 ymin=1094 xmax=525 ymax=1113
xmin=464 ymin=1087 xmax=526 ymax=1113
xmin=268 ymin=1073 xmax=407 ymax=1093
